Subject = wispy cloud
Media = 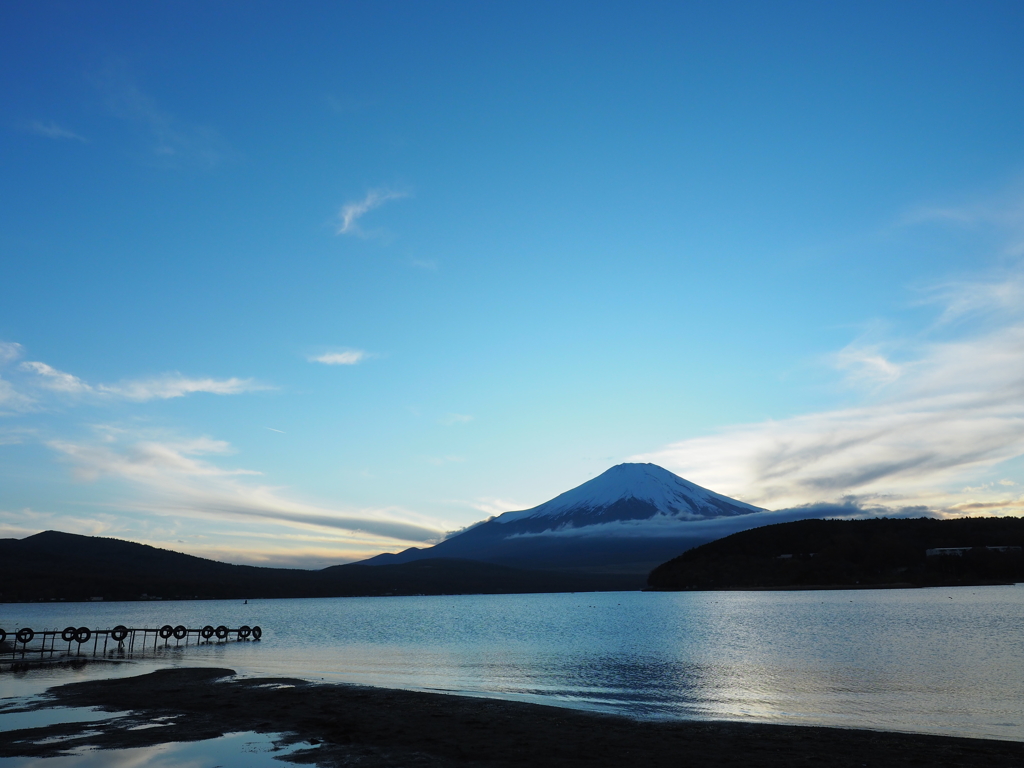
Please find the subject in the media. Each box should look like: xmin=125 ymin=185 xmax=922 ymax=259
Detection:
xmin=47 ymin=430 xmax=446 ymax=546
xmin=832 ymin=344 xmax=903 ymax=389
xmin=26 ymin=120 xmax=88 ymax=142
xmin=635 ymin=279 xmax=1024 ymax=514
xmin=19 ymin=361 xmax=93 ymax=393
xmin=99 ymin=375 xmax=262 ymax=401
xmin=507 ymin=501 xmax=939 ymax=541
xmin=438 ymin=413 xmax=473 ymax=426
xmin=310 ymin=349 xmax=369 ymax=365
xmin=1 ymin=343 xmax=267 ymax=410
xmin=0 ymin=426 xmax=37 ymax=445
xmin=17 ymin=359 xmax=264 ymax=402
xmin=632 ymin=195 xmax=1024 ymax=516
xmin=0 ymin=506 xmax=394 ymax=568
xmin=920 ymin=269 xmax=1024 ymax=326
xmin=0 ymin=343 xmax=35 ymax=414
xmin=52 ymin=435 xmax=244 ymax=482
xmin=95 ymin=62 xmax=230 ymax=166
xmin=0 ymin=342 xmax=25 ymax=364
xmin=336 ymin=189 xmax=408 ymax=236
xmin=903 ymin=196 xmax=1024 ymax=229
xmin=0 ymin=377 xmax=36 ymax=415
xmin=0 ymin=507 xmax=117 ymax=540
xmin=902 ymin=192 xmax=1024 ymax=257
xmin=470 ymin=497 xmax=528 ymax=516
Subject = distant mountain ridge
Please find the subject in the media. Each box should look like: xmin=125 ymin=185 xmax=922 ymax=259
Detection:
xmin=0 ymin=531 xmax=635 ymax=602
xmin=647 ymin=517 xmax=1024 ymax=590
xmin=2 ymin=465 xmax=771 ymax=599
xmin=361 ymin=463 xmax=766 ymax=577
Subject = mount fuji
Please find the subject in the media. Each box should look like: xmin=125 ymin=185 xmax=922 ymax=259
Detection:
xmin=361 ymin=463 xmax=767 ymax=582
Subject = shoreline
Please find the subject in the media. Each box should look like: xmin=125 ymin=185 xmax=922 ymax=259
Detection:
xmin=645 ymin=580 xmax=1023 ymax=592
xmin=1 ymin=668 xmax=1021 ymax=767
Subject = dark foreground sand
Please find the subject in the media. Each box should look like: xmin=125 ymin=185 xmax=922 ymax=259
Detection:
xmin=1 ymin=668 xmax=1022 ymax=767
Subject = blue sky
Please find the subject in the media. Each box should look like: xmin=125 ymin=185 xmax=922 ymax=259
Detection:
xmin=2 ymin=1 xmax=1024 ymax=566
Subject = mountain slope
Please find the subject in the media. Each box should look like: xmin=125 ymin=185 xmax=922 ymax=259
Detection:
xmin=0 ymin=531 xmax=635 ymax=601
xmin=362 ymin=463 xmax=766 ymax=576
xmin=647 ymin=517 xmax=1024 ymax=590
xmin=495 ymin=463 xmax=762 ymax=530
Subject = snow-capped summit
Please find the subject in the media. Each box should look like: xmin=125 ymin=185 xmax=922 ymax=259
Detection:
xmin=496 ymin=462 xmax=762 ymax=527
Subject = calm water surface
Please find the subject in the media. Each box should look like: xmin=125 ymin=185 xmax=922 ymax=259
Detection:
xmin=2 ymin=586 xmax=1023 ymax=742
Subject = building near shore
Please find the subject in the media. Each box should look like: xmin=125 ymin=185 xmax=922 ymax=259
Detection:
xmin=925 ymin=546 xmax=1022 ymax=557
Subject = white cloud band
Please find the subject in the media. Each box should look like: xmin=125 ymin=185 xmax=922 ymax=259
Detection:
xmin=310 ymin=350 xmax=368 ymax=365
xmin=634 ymin=322 xmax=1024 ymax=513
xmin=48 ymin=434 xmax=446 ymax=546
xmin=14 ymin=355 xmax=263 ymax=402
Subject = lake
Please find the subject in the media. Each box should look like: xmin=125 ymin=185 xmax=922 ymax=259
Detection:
xmin=2 ymin=586 xmax=1023 ymax=743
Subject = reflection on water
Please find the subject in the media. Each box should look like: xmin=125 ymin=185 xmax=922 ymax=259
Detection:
xmin=0 ymin=731 xmax=312 ymax=768
xmin=2 ymin=586 xmax=1023 ymax=741
xmin=0 ymin=705 xmax=128 ymax=734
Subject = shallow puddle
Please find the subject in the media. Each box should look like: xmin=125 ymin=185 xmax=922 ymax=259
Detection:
xmin=0 ymin=704 xmax=128 ymax=734
xmin=0 ymin=731 xmax=315 ymax=767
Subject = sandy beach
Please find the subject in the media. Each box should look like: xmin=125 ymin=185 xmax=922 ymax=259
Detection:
xmin=1 ymin=668 xmax=1021 ymax=767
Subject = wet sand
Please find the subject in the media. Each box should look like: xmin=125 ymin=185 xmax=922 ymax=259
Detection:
xmin=1 ymin=668 xmax=1021 ymax=767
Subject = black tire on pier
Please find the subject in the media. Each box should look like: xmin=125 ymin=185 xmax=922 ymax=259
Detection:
xmin=62 ymin=626 xmax=77 ymax=643
xmin=215 ymin=625 xmax=228 ymax=640
xmin=0 ymin=629 xmax=6 ymax=644
xmin=251 ymin=626 xmax=262 ymax=640
xmin=201 ymin=625 xmax=214 ymax=639
xmin=110 ymin=625 xmax=129 ymax=642
xmin=173 ymin=625 xmax=187 ymax=640
xmin=238 ymin=625 xmax=251 ymax=639
xmin=16 ymin=628 xmax=34 ymax=644
xmin=159 ymin=625 xmax=173 ymax=639
xmin=75 ymin=627 xmax=91 ymax=644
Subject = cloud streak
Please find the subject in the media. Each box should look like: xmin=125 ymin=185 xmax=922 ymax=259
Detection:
xmin=48 ymin=432 xmax=447 ymax=547
xmin=903 ymin=191 xmax=1024 ymax=258
xmin=19 ymin=361 xmax=92 ymax=393
xmin=0 ymin=342 xmax=25 ymax=364
xmin=0 ymin=377 xmax=36 ymax=415
xmin=337 ymin=189 xmax=408 ymax=235
xmin=634 ymin=288 xmax=1024 ymax=515
xmin=26 ymin=120 xmax=88 ymax=142
xmin=95 ymin=62 xmax=230 ymax=166
xmin=832 ymin=344 xmax=903 ymax=389
xmin=310 ymin=349 xmax=369 ymax=365
xmin=506 ymin=502 xmax=938 ymax=541
xmin=922 ymin=269 xmax=1024 ymax=326
xmin=13 ymin=356 xmax=263 ymax=403
xmin=0 ymin=342 xmax=265 ymax=412
xmin=470 ymin=497 xmax=529 ymax=517
xmin=98 ymin=375 xmax=262 ymax=401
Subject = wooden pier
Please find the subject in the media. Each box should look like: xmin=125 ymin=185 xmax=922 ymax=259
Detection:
xmin=0 ymin=624 xmax=262 ymax=665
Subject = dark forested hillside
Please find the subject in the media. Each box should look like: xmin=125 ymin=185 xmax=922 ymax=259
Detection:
xmin=647 ymin=517 xmax=1024 ymax=591
xmin=0 ymin=531 xmax=636 ymax=602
